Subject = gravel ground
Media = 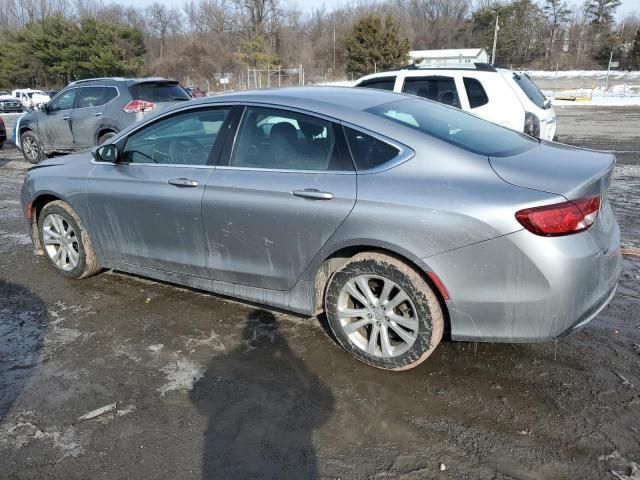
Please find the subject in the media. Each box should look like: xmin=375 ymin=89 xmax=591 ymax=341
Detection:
xmin=0 ymin=106 xmax=639 ymax=479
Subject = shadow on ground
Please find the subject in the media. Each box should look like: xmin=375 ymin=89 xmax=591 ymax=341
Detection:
xmin=0 ymin=280 xmax=47 ymax=420
xmin=190 ymin=309 xmax=335 ymax=479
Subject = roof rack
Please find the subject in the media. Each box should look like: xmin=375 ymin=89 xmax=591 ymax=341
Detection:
xmin=397 ymin=62 xmax=497 ymax=72
xmin=68 ymin=76 xmax=169 ymax=85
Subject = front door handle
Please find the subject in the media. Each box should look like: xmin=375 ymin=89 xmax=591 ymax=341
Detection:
xmin=168 ymin=178 xmax=199 ymax=187
xmin=94 ymin=112 xmax=103 ymax=117
xmin=292 ymin=189 xmax=334 ymax=200
xmin=62 ymin=116 xmax=70 ymax=121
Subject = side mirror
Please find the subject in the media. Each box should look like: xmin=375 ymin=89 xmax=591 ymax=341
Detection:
xmin=94 ymin=144 xmax=118 ymax=163
xmin=42 ymin=102 xmax=49 ymax=113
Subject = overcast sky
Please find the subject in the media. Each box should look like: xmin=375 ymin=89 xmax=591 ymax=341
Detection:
xmin=114 ymin=0 xmax=640 ymax=19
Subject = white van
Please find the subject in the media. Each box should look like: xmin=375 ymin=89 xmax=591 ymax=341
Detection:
xmin=12 ymin=89 xmax=51 ymax=110
xmin=353 ymin=64 xmax=556 ymax=141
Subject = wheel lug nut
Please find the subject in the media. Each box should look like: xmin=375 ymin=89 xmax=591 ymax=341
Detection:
xmin=367 ymin=313 xmax=372 ymax=318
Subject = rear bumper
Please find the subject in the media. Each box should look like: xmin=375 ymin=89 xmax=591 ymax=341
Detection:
xmin=425 ymin=224 xmax=621 ymax=342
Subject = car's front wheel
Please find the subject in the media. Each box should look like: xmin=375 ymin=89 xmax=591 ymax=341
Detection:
xmin=21 ymin=131 xmax=45 ymax=164
xmin=325 ymin=252 xmax=444 ymax=371
xmin=38 ymin=201 xmax=101 ymax=279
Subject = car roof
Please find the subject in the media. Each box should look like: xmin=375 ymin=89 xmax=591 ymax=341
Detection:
xmin=190 ymin=86 xmax=403 ymax=118
xmin=356 ymin=65 xmax=512 ymax=82
xmin=67 ymin=77 xmax=178 ymax=87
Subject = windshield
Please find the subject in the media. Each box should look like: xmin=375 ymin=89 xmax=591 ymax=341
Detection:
xmin=366 ymin=98 xmax=537 ymax=157
xmin=129 ymin=83 xmax=191 ymax=102
xmin=512 ymin=73 xmax=549 ymax=109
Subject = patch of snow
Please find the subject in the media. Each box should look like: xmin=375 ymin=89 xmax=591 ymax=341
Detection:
xmin=157 ymin=358 xmax=204 ymax=397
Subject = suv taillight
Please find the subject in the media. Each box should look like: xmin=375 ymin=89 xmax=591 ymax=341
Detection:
xmin=524 ymin=111 xmax=540 ymax=137
xmin=515 ymin=196 xmax=600 ymax=236
xmin=123 ymin=100 xmax=156 ymax=113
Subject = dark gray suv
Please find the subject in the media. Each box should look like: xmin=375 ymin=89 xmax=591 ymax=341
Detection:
xmin=17 ymin=77 xmax=191 ymax=163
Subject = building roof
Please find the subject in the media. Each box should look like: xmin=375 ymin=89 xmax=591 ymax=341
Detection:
xmin=409 ymin=48 xmax=487 ymax=59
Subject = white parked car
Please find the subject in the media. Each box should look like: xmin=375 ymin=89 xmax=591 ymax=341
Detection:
xmin=12 ymin=89 xmax=51 ymax=111
xmin=353 ymin=64 xmax=557 ymax=141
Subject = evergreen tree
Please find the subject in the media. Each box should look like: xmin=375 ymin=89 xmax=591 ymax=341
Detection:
xmin=344 ymin=15 xmax=409 ymax=77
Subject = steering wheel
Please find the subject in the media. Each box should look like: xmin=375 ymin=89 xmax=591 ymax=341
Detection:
xmin=169 ymin=137 xmax=207 ymax=164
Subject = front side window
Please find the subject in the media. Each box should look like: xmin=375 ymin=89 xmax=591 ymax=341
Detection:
xmin=463 ymin=77 xmax=489 ymax=109
xmin=48 ymin=89 xmax=77 ymax=112
xmin=366 ymin=98 xmax=537 ymax=157
xmin=403 ymin=76 xmax=461 ymax=108
xmin=76 ymin=87 xmax=118 ymax=108
xmin=121 ymin=107 xmax=230 ymax=165
xmin=230 ymin=107 xmax=352 ymax=171
xmin=344 ymin=127 xmax=400 ymax=171
xmin=356 ymin=77 xmax=396 ymax=91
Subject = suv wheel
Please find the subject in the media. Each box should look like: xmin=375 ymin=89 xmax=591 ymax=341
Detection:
xmin=325 ymin=252 xmax=444 ymax=371
xmin=97 ymin=131 xmax=116 ymax=145
xmin=21 ymin=131 xmax=45 ymax=164
xmin=38 ymin=201 xmax=101 ymax=279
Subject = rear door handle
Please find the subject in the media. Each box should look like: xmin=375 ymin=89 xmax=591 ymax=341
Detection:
xmin=168 ymin=178 xmax=199 ymax=187
xmin=62 ymin=116 xmax=70 ymax=121
xmin=292 ymin=189 xmax=334 ymax=200
xmin=94 ymin=112 xmax=103 ymax=117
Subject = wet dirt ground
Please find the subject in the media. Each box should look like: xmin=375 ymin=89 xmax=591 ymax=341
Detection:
xmin=0 ymin=106 xmax=639 ymax=479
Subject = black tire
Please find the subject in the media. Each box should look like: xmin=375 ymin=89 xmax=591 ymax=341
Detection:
xmin=0 ymin=141 xmax=4 ymax=150
xmin=97 ymin=131 xmax=116 ymax=145
xmin=38 ymin=201 xmax=101 ymax=279
xmin=21 ymin=131 xmax=45 ymax=164
xmin=325 ymin=252 xmax=444 ymax=371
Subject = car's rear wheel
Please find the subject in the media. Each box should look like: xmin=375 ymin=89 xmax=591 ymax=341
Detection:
xmin=97 ymin=131 xmax=116 ymax=146
xmin=38 ymin=201 xmax=100 ymax=279
xmin=325 ymin=252 xmax=444 ymax=371
xmin=21 ymin=131 xmax=45 ymax=164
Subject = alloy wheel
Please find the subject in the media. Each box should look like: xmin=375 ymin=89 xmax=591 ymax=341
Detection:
xmin=22 ymin=136 xmax=38 ymax=161
xmin=337 ymin=275 xmax=419 ymax=358
xmin=42 ymin=213 xmax=80 ymax=271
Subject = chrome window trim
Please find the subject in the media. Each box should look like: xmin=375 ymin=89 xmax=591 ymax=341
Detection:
xmin=90 ymin=158 xmax=216 ymax=169
xmin=215 ymin=165 xmax=356 ymax=175
xmin=340 ymin=122 xmax=415 ymax=174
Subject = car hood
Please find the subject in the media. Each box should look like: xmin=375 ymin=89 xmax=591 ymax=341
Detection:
xmin=489 ymin=141 xmax=615 ymax=200
xmin=30 ymin=151 xmax=91 ymax=170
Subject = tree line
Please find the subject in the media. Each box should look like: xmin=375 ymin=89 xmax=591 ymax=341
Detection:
xmin=0 ymin=0 xmax=638 ymax=90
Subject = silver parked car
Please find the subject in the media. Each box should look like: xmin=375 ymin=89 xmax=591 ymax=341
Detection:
xmin=21 ymin=87 xmax=621 ymax=370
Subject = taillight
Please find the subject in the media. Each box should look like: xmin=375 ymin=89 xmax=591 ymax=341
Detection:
xmin=524 ymin=111 xmax=540 ymax=137
xmin=516 ymin=195 xmax=600 ymax=237
xmin=123 ymin=100 xmax=156 ymax=113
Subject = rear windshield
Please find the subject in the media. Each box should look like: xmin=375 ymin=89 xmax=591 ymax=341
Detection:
xmin=512 ymin=73 xmax=549 ymax=109
xmin=128 ymin=82 xmax=190 ymax=102
xmin=366 ymin=98 xmax=537 ymax=157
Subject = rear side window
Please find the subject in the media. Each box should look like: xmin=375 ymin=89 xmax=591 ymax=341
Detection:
xmin=512 ymin=74 xmax=548 ymax=109
xmin=356 ymin=77 xmax=396 ymax=91
xmin=129 ymin=83 xmax=191 ymax=102
xmin=403 ymin=76 xmax=460 ymax=108
xmin=463 ymin=78 xmax=489 ymax=108
xmin=366 ymin=98 xmax=537 ymax=157
xmin=344 ymin=127 xmax=399 ymax=171
xmin=76 ymin=87 xmax=118 ymax=108
xmin=230 ymin=106 xmax=352 ymax=171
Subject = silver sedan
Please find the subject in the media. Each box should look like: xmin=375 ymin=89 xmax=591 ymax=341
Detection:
xmin=21 ymin=87 xmax=621 ymax=370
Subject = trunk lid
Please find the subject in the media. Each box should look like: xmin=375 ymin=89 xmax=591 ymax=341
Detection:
xmin=490 ymin=142 xmax=617 ymax=251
